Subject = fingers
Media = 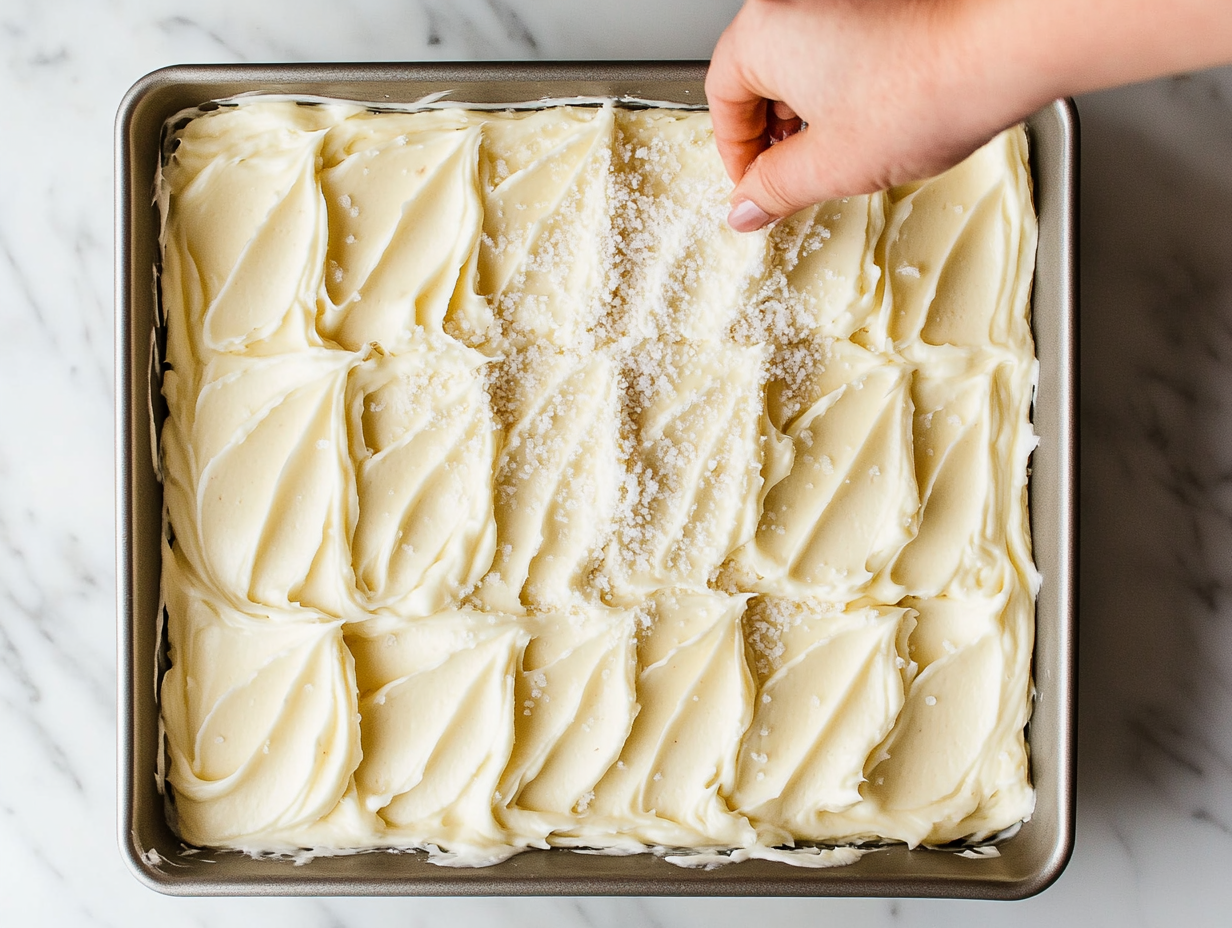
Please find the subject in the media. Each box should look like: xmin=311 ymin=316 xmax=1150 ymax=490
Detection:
xmin=708 ymin=7 xmax=815 ymax=231
xmin=705 ymin=25 xmax=772 ymax=185
xmin=727 ymin=128 xmax=827 ymax=232
xmin=768 ymin=101 xmax=803 ymax=143
xmin=770 ymin=100 xmax=797 ymax=122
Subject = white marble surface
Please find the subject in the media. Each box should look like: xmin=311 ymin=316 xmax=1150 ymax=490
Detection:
xmin=2 ymin=0 xmax=1231 ymax=923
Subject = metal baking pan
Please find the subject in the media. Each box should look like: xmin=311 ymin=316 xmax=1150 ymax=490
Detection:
xmin=116 ymin=62 xmax=1076 ymax=898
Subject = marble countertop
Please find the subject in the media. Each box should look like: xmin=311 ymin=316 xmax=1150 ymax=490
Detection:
xmin=2 ymin=0 xmax=1230 ymax=923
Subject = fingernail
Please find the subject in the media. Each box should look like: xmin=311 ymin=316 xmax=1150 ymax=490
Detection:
xmin=727 ymin=198 xmax=773 ymax=233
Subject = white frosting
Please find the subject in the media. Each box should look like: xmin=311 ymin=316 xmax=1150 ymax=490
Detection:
xmin=496 ymin=607 xmax=639 ymax=842
xmin=603 ymin=340 xmax=773 ymax=600
xmin=560 ymin=591 xmax=757 ymax=850
xmin=157 ymin=99 xmax=1039 ymax=865
xmin=476 ymin=349 xmax=621 ymax=613
xmin=733 ymin=599 xmax=915 ymax=841
xmin=159 ymin=544 xmax=361 ymax=847
xmin=316 ymin=110 xmax=486 ymax=352
xmin=475 ymin=105 xmax=615 ymax=349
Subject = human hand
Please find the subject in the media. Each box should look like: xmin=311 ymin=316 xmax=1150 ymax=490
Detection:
xmin=708 ymin=0 xmax=1232 ymax=232
xmin=707 ymin=0 xmax=1039 ymax=232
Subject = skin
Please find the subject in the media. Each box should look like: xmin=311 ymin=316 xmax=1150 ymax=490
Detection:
xmin=708 ymin=0 xmax=1232 ymax=231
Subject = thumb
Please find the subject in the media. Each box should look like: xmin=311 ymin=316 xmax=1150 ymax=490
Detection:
xmin=727 ymin=128 xmax=827 ymax=232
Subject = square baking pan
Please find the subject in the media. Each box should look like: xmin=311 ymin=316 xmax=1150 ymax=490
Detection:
xmin=116 ymin=62 xmax=1076 ymax=898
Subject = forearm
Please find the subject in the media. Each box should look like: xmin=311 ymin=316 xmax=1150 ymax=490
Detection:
xmin=961 ymin=0 xmax=1232 ymax=111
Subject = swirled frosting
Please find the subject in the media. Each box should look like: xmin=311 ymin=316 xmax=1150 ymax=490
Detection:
xmin=158 ymin=99 xmax=1038 ymax=866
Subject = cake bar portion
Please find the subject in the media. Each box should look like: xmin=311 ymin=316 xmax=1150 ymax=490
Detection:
xmin=728 ymin=338 xmax=919 ymax=601
xmin=606 ymin=109 xmax=770 ymax=344
xmin=875 ymin=128 xmax=1037 ymax=360
xmin=475 ymin=105 xmax=616 ymax=351
xmin=477 ymin=348 xmax=622 ymax=612
xmin=346 ymin=610 xmax=528 ymax=858
xmin=746 ymin=193 xmax=886 ymax=344
xmin=732 ymin=599 xmax=914 ymax=844
xmin=600 ymin=341 xmax=774 ymax=601
xmin=316 ymin=111 xmax=486 ymax=353
xmin=160 ymin=347 xmax=359 ymax=618
xmin=876 ymin=359 xmax=1031 ymax=601
xmin=159 ymin=100 xmax=345 ymax=370
xmin=561 ymin=590 xmax=756 ymax=849
xmin=345 ymin=334 xmax=498 ymax=618
xmin=159 ymin=548 xmax=361 ymax=849
xmin=495 ymin=607 xmax=639 ymax=843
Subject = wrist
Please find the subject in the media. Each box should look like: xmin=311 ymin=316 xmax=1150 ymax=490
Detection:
xmin=932 ymin=0 xmax=1058 ymax=130
xmin=956 ymin=0 xmax=1232 ymax=106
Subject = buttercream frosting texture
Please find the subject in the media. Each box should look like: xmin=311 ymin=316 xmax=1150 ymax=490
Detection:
xmin=157 ymin=98 xmax=1039 ymax=863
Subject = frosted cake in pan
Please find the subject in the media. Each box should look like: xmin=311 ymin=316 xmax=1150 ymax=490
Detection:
xmin=156 ymin=98 xmax=1038 ymax=866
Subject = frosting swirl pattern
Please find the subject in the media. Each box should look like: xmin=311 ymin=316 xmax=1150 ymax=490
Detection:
xmin=157 ymin=99 xmax=1039 ymax=866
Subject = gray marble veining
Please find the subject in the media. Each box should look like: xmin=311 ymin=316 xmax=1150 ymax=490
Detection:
xmin=1 ymin=0 xmax=1230 ymax=924
xmin=1075 ymin=71 xmax=1232 ymax=913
